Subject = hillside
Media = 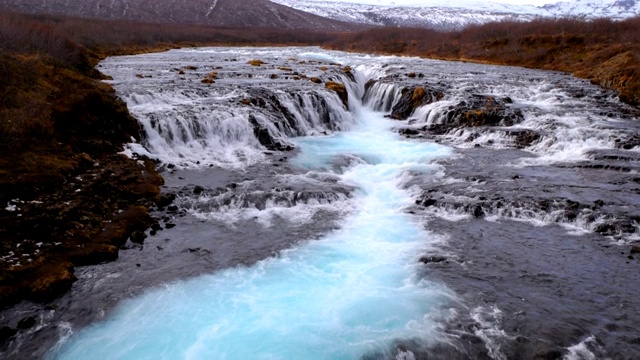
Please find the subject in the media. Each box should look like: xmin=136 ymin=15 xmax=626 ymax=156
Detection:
xmin=272 ymin=0 xmax=640 ymax=30
xmin=0 ymin=0 xmax=360 ymax=31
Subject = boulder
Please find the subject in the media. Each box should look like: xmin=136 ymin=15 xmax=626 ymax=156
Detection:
xmin=390 ymin=85 xmax=444 ymax=120
xmin=441 ymin=95 xmax=524 ymax=128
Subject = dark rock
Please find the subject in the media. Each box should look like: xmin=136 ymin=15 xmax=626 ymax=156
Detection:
xmin=156 ymin=193 xmax=176 ymax=208
xmin=193 ymin=185 xmax=205 ymax=195
xmin=472 ymin=205 xmax=485 ymax=218
xmin=419 ymin=255 xmax=447 ymax=264
xmin=422 ymin=198 xmax=437 ymax=207
xmin=17 ymin=316 xmax=36 ymax=330
xmin=398 ymin=128 xmax=423 ymax=136
xmin=165 ymin=223 xmax=176 ymax=229
xmin=167 ymin=205 xmax=179 ymax=212
xmin=130 ymin=230 xmax=147 ymax=244
xmin=364 ymin=79 xmax=377 ymax=92
xmin=631 ymin=246 xmax=640 ymax=254
xmin=248 ymin=115 xmax=294 ymax=152
xmin=0 ymin=326 xmax=17 ymax=344
xmin=445 ymin=95 xmax=524 ymax=127
xmin=390 ymin=85 xmax=445 ymax=120
xmin=70 ymin=244 xmax=118 ymax=266
xmin=325 ymin=82 xmax=349 ymax=108
xmin=27 ymin=262 xmax=76 ymax=303
xmin=505 ymin=129 xmax=541 ymax=148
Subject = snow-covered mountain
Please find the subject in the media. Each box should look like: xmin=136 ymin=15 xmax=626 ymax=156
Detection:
xmin=272 ymin=0 xmax=640 ymax=30
xmin=543 ymin=0 xmax=640 ymax=18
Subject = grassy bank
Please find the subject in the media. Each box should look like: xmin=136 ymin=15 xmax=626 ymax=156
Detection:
xmin=326 ymin=17 xmax=640 ymax=106
xmin=0 ymin=12 xmax=165 ymax=308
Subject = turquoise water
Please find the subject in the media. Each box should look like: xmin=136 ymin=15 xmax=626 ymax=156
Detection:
xmin=49 ymin=107 xmax=453 ymax=359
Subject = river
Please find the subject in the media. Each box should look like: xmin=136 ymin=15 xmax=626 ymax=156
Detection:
xmin=2 ymin=47 xmax=640 ymax=359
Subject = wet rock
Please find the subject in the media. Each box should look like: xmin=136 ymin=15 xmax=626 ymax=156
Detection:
xmin=17 ymin=316 xmax=36 ymax=330
xmin=94 ymin=206 xmax=153 ymax=247
xmin=69 ymin=244 xmax=118 ymax=266
xmin=398 ymin=128 xmax=423 ymax=136
xmin=504 ymin=129 xmax=542 ymax=148
xmin=389 ymin=85 xmax=445 ymax=120
xmin=0 ymin=326 xmax=17 ymax=344
xmin=165 ymin=223 xmax=176 ymax=229
xmin=247 ymin=59 xmax=264 ymax=66
xmin=167 ymin=205 xmax=179 ymax=212
xmin=444 ymin=95 xmax=524 ymax=127
xmin=193 ymin=185 xmax=205 ymax=195
xmin=364 ymin=79 xmax=377 ymax=93
xmin=130 ymin=230 xmax=147 ymax=244
xmin=472 ymin=205 xmax=484 ymax=218
xmin=248 ymin=115 xmax=294 ymax=152
xmin=325 ymin=82 xmax=348 ymax=108
xmin=156 ymin=193 xmax=176 ymax=209
xmin=417 ymin=198 xmax=437 ymax=207
xmin=419 ymin=255 xmax=447 ymax=264
xmin=27 ymin=262 xmax=76 ymax=303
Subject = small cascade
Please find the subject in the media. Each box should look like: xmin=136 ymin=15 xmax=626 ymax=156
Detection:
xmin=104 ymin=49 xmax=359 ymax=169
xmin=50 ymin=49 xmax=459 ymax=360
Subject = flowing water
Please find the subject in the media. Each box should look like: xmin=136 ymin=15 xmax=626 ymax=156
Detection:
xmin=50 ymin=106 xmax=455 ymax=359
xmin=2 ymin=47 xmax=640 ymax=359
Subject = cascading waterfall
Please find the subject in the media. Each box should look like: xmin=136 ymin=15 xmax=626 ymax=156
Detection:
xmin=48 ymin=49 xmax=457 ymax=359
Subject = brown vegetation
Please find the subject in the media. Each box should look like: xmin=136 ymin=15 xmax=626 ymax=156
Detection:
xmin=0 ymin=11 xmax=163 ymax=307
xmin=327 ymin=17 xmax=640 ymax=106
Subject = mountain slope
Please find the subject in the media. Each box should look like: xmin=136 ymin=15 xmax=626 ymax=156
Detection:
xmin=272 ymin=0 xmax=640 ymax=30
xmin=543 ymin=0 xmax=640 ymax=19
xmin=0 ymin=0 xmax=360 ymax=30
xmin=272 ymin=0 xmax=541 ymax=30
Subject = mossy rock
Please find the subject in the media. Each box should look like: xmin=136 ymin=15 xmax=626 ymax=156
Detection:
xmin=325 ymin=81 xmax=348 ymax=108
xmin=390 ymin=85 xmax=445 ymax=120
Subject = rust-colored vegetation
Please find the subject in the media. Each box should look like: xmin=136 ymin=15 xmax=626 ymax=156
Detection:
xmin=0 ymin=12 xmax=163 ymax=307
xmin=327 ymin=17 xmax=640 ymax=105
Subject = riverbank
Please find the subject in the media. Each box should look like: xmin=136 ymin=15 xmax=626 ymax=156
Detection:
xmin=326 ymin=17 xmax=640 ymax=107
xmin=0 ymin=22 xmax=165 ymax=312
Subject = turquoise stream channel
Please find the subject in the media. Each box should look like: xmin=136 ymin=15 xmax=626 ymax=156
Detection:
xmin=49 ymin=107 xmax=454 ymax=359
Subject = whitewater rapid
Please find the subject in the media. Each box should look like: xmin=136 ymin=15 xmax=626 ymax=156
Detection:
xmin=49 ymin=95 xmax=454 ymax=358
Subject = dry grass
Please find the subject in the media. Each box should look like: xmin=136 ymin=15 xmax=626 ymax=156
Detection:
xmin=327 ymin=17 xmax=640 ymax=105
